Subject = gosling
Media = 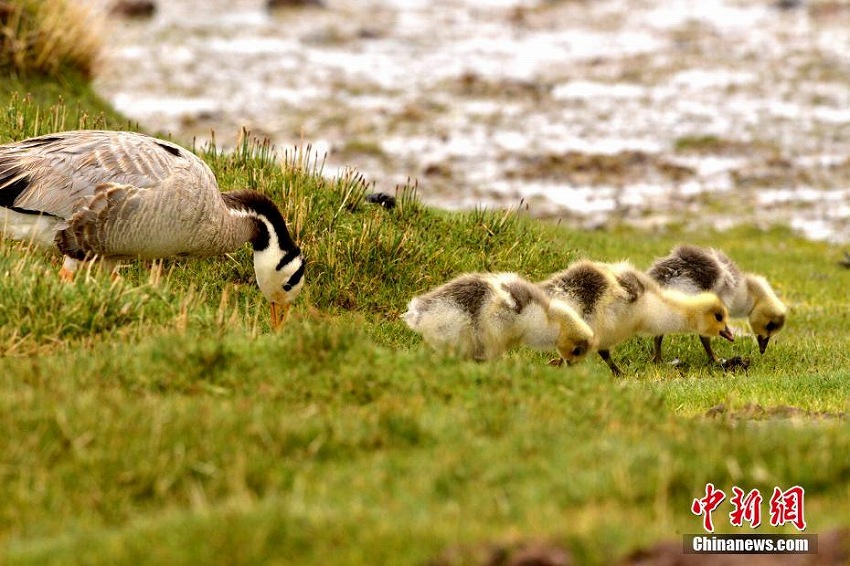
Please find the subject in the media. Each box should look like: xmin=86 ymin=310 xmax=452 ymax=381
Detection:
xmin=403 ymin=272 xmax=596 ymax=364
xmin=539 ymin=260 xmax=734 ymax=376
xmin=647 ymin=245 xmax=787 ymax=363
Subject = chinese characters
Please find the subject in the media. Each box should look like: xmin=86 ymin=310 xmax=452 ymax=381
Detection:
xmin=692 ymin=485 xmax=806 ymax=532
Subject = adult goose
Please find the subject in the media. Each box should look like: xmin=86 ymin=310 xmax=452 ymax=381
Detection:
xmin=0 ymin=130 xmax=304 ymax=328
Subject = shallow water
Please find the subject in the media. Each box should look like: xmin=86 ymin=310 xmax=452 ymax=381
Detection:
xmin=95 ymin=0 xmax=850 ymax=242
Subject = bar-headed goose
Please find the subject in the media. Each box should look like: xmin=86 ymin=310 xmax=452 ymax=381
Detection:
xmin=403 ymin=272 xmax=596 ymax=364
xmin=0 ymin=130 xmax=304 ymax=328
xmin=539 ymin=260 xmax=734 ymax=375
xmin=648 ymin=244 xmax=787 ymax=362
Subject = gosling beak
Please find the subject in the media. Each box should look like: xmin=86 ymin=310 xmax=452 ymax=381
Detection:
xmin=270 ymin=301 xmax=291 ymax=330
xmin=757 ymin=334 xmax=770 ymax=354
xmin=719 ymin=326 xmax=735 ymax=342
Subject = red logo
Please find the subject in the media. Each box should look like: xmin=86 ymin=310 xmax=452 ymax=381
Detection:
xmin=693 ymin=484 xmax=806 ymax=532
xmin=729 ymin=487 xmax=763 ymax=528
xmin=769 ymin=486 xmax=807 ymax=531
xmin=691 ymin=483 xmax=726 ymax=533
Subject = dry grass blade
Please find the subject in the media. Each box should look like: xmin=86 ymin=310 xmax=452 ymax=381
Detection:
xmin=0 ymin=0 xmax=104 ymax=78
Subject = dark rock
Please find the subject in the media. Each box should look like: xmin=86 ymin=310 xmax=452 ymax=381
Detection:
xmin=429 ymin=541 xmax=571 ymax=566
xmin=267 ymin=0 xmax=326 ymax=9
xmin=365 ymin=192 xmax=396 ymax=210
xmin=719 ymin=356 xmax=750 ymax=371
xmin=774 ymin=0 xmax=805 ymax=10
xmin=110 ymin=0 xmax=156 ymax=19
xmin=509 ymin=543 xmax=572 ymax=566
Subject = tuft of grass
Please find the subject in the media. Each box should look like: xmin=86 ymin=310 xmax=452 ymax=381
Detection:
xmin=0 ymin=0 xmax=103 ymax=79
xmin=0 ymin=240 xmax=260 ymax=356
xmin=0 ymin=85 xmax=131 ymax=144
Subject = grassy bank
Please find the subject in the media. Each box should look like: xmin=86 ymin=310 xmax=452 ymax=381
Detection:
xmin=2 ymin=72 xmax=850 ymax=566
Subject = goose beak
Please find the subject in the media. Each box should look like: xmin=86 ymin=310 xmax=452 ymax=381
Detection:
xmin=719 ymin=326 xmax=735 ymax=342
xmin=270 ymin=301 xmax=291 ymax=330
xmin=757 ymin=335 xmax=770 ymax=354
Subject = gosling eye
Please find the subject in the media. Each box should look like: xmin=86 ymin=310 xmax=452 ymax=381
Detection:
xmin=572 ymin=346 xmax=585 ymax=357
xmin=283 ymin=283 xmax=292 ymax=292
xmin=765 ymin=321 xmax=777 ymax=332
xmin=714 ymin=312 xmax=724 ymax=322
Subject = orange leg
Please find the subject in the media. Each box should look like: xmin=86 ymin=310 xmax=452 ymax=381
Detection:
xmin=58 ymin=256 xmax=80 ymax=282
xmin=270 ymin=301 xmax=291 ymax=330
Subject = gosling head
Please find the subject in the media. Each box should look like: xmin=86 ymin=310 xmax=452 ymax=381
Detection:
xmin=749 ymin=303 xmax=786 ymax=354
xmin=746 ymin=275 xmax=787 ymax=354
xmin=689 ymin=292 xmax=735 ymax=342
xmin=548 ymin=299 xmax=597 ymax=365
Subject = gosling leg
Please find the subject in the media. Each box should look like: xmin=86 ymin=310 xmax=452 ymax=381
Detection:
xmin=652 ymin=335 xmax=664 ymax=364
xmin=699 ymin=335 xmax=718 ymax=363
xmin=599 ymin=349 xmax=623 ymax=377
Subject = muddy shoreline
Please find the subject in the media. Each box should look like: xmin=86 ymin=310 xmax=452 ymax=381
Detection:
xmin=95 ymin=0 xmax=850 ymax=242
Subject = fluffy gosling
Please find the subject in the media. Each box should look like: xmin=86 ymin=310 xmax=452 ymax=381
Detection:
xmin=539 ymin=260 xmax=734 ymax=375
xmin=403 ymin=272 xmax=596 ymax=364
xmin=647 ymin=245 xmax=787 ymax=363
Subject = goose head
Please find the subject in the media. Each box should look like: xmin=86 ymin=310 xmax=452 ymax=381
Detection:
xmin=254 ymin=245 xmax=305 ymax=327
xmin=686 ymin=292 xmax=735 ymax=342
xmin=548 ymin=299 xmax=597 ymax=365
xmin=226 ymin=190 xmax=305 ymax=328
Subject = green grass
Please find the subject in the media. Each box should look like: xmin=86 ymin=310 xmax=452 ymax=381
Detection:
xmin=2 ymin=83 xmax=850 ymax=564
xmin=1 ymin=73 xmax=133 ymax=141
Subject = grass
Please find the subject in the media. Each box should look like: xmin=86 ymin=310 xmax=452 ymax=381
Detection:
xmin=0 ymin=0 xmax=103 ymax=79
xmin=2 ymin=61 xmax=850 ymax=566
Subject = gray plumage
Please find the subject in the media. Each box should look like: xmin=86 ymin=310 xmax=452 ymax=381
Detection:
xmin=647 ymin=244 xmax=742 ymax=300
xmin=419 ymin=274 xmax=492 ymax=319
xmin=539 ymin=261 xmax=610 ymax=317
xmin=2 ymin=130 xmax=255 ymax=258
xmin=406 ymin=273 xmax=553 ymax=330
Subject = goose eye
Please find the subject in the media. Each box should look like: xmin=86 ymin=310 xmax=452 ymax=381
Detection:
xmin=714 ymin=312 xmax=723 ymax=322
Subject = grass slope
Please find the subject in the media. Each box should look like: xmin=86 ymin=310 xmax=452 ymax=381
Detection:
xmin=1 ymin=85 xmax=849 ymax=565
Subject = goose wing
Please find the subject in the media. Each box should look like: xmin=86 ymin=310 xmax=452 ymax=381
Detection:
xmin=56 ymin=180 xmax=225 ymax=259
xmin=648 ymin=245 xmax=720 ymax=292
xmin=0 ymin=130 xmax=218 ymax=219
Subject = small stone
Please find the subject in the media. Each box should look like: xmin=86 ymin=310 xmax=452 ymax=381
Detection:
xmin=110 ymin=0 xmax=156 ymax=19
xmin=267 ymin=0 xmax=326 ymax=9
